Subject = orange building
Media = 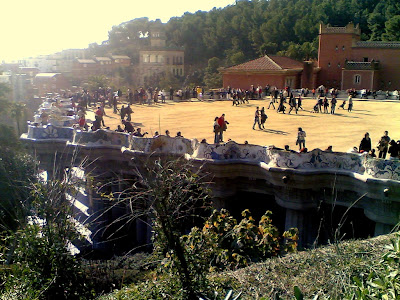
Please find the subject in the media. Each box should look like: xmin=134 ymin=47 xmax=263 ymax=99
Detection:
xmin=222 ymin=23 xmax=400 ymax=91
xmin=318 ymin=23 xmax=400 ymax=90
xmin=222 ymin=55 xmax=318 ymax=89
xmin=33 ymin=73 xmax=70 ymax=97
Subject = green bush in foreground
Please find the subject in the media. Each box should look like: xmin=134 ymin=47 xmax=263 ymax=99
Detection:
xmin=345 ymin=232 xmax=400 ymax=299
xmin=1 ymin=180 xmax=92 ymax=299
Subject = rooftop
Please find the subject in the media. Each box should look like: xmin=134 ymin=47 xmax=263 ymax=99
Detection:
xmin=110 ymin=55 xmax=131 ymax=60
xmin=223 ymin=55 xmax=303 ymax=72
xmin=355 ymin=41 xmax=400 ymax=49
xmin=93 ymin=57 xmax=111 ymax=61
xmin=35 ymin=73 xmax=61 ymax=78
xmin=76 ymin=59 xmax=96 ymax=64
xmin=345 ymin=61 xmax=380 ymax=70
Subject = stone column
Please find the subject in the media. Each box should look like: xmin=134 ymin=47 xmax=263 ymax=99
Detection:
xmin=275 ymin=187 xmax=318 ymax=247
xmin=374 ymin=222 xmax=393 ymax=236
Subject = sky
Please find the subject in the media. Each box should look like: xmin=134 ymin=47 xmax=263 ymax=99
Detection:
xmin=0 ymin=0 xmax=235 ymax=63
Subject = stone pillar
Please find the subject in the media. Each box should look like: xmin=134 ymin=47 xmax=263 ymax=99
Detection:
xmin=275 ymin=187 xmax=318 ymax=247
xmin=284 ymin=208 xmax=316 ymax=247
xmin=374 ymin=222 xmax=393 ymax=236
xmin=364 ymin=200 xmax=400 ymax=237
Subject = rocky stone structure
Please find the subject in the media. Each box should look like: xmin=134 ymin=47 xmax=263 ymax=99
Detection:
xmin=21 ymin=124 xmax=400 ymax=252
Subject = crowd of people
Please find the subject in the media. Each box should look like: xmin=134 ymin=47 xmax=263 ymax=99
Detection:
xmin=47 ymin=84 xmax=399 ymax=161
xmin=357 ymin=130 xmax=400 ymax=160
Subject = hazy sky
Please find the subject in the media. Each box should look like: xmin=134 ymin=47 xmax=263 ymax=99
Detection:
xmin=0 ymin=0 xmax=234 ymax=62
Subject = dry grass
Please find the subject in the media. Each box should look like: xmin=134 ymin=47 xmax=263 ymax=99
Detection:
xmin=212 ymin=234 xmax=394 ymax=299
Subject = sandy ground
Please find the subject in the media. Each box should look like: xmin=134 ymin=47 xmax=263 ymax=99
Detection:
xmin=94 ymin=97 xmax=400 ymax=153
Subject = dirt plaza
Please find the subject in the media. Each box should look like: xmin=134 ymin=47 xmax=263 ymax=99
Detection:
xmin=100 ymin=97 xmax=400 ymax=153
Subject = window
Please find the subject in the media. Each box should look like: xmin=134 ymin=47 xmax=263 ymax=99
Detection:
xmin=180 ymin=69 xmax=183 ymax=76
xmin=335 ymin=45 xmax=338 ymax=51
xmin=354 ymin=74 xmax=361 ymax=84
xmin=338 ymin=63 xmax=341 ymax=68
xmin=328 ymin=62 xmax=331 ymax=67
xmin=342 ymin=46 xmax=345 ymax=51
xmin=363 ymin=57 xmax=368 ymax=62
xmin=167 ymin=57 xmax=170 ymax=64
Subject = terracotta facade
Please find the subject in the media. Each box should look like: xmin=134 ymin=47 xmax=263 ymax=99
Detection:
xmin=223 ymin=23 xmax=400 ymax=91
xmin=318 ymin=23 xmax=400 ymax=90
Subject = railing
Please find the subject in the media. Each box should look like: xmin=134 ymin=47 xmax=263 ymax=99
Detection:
xmin=21 ymin=128 xmax=400 ymax=180
xmin=25 ymin=125 xmax=74 ymax=140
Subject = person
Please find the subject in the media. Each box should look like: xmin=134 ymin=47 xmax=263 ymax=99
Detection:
xmin=133 ymin=128 xmax=147 ymax=137
xmin=78 ymin=115 xmax=88 ymax=131
xmin=284 ymin=145 xmax=297 ymax=153
xmin=369 ymin=149 xmax=377 ymax=158
xmin=317 ymin=97 xmax=323 ymax=113
xmin=122 ymin=119 xmax=134 ymax=133
xmin=213 ymin=116 xmax=220 ymax=143
xmin=153 ymin=131 xmax=160 ymax=138
xmin=378 ymin=130 xmax=390 ymax=159
xmin=267 ymin=94 xmax=276 ymax=109
xmin=296 ymin=127 xmax=306 ymax=150
xmin=260 ymin=107 xmax=268 ymax=129
xmin=95 ymin=106 xmax=105 ymax=127
xmin=169 ymin=87 xmax=174 ymax=100
xmin=115 ymin=125 xmax=124 ymax=132
xmin=176 ymin=131 xmax=183 ymax=138
xmin=91 ymin=118 xmax=101 ymax=131
xmin=277 ymin=96 xmax=286 ymax=113
xmin=217 ymin=113 xmax=229 ymax=142
xmin=359 ymin=132 xmax=372 ymax=153
xmin=126 ymin=104 xmax=133 ymax=121
xmin=120 ymin=105 xmax=126 ymax=121
xmin=40 ymin=111 xmax=49 ymax=125
xmin=253 ymin=107 xmax=262 ymax=130
xmin=160 ymin=90 xmax=166 ymax=103
xmin=325 ymin=145 xmax=333 ymax=152
xmin=323 ymin=97 xmax=329 ymax=113
xmin=388 ymin=140 xmax=398 ymax=160
xmin=288 ymin=96 xmax=297 ymax=114
xmin=348 ymin=95 xmax=353 ymax=112
xmin=165 ymin=130 xmax=171 ymax=137
xmin=330 ymin=97 xmax=337 ymax=114
xmin=297 ymin=96 xmax=303 ymax=110
xmin=339 ymin=100 xmax=346 ymax=109
xmin=112 ymin=95 xmax=118 ymax=114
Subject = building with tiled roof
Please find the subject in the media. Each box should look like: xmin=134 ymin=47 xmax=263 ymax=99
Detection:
xmin=318 ymin=23 xmax=400 ymax=90
xmin=222 ymin=55 xmax=318 ymax=89
xmin=33 ymin=73 xmax=70 ymax=97
xmin=138 ymin=19 xmax=185 ymax=86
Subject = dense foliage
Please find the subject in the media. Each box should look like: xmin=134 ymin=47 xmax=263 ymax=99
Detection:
xmin=102 ymin=0 xmax=400 ymax=75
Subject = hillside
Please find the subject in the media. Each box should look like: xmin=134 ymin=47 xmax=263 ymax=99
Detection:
xmin=101 ymin=233 xmax=397 ymax=299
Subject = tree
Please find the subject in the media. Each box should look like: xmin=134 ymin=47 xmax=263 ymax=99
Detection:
xmin=10 ymin=102 xmax=26 ymax=136
xmin=382 ymin=15 xmax=400 ymax=41
xmin=112 ymin=159 xmax=212 ymax=299
xmin=2 ymin=179 xmax=91 ymax=299
xmin=87 ymin=75 xmax=110 ymax=92
xmin=0 ymin=124 xmax=36 ymax=234
xmin=0 ymin=82 xmax=11 ymax=114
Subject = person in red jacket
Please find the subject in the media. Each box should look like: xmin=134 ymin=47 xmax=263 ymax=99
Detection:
xmin=217 ymin=113 xmax=229 ymax=142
